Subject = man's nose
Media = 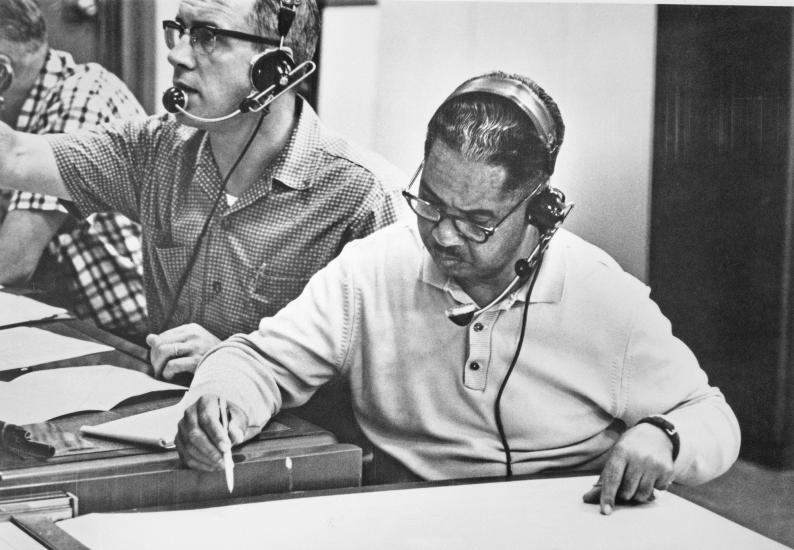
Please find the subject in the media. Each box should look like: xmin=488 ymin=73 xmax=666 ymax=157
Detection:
xmin=167 ymin=34 xmax=196 ymax=70
xmin=432 ymin=217 xmax=465 ymax=247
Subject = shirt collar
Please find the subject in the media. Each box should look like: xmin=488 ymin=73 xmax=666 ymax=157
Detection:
xmin=419 ymin=225 xmax=567 ymax=307
xmin=193 ymin=96 xmax=322 ymax=195
xmin=270 ymin=97 xmax=322 ymax=190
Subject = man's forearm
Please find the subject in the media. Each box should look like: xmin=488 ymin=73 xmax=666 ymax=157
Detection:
xmin=0 ymin=209 xmax=66 ymax=284
xmin=0 ymin=122 xmax=71 ymax=200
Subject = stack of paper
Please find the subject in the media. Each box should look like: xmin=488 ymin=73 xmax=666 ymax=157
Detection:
xmin=0 ymin=293 xmax=71 ymax=327
xmin=0 ymin=365 xmax=187 ymax=425
xmin=81 ymin=400 xmax=190 ymax=449
xmin=0 ymin=327 xmax=114 ymax=371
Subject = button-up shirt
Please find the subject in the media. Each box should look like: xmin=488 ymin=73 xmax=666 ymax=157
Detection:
xmin=48 ymin=99 xmax=405 ymax=338
xmin=190 ymin=221 xmax=740 ymax=482
xmin=6 ymin=49 xmax=147 ymax=336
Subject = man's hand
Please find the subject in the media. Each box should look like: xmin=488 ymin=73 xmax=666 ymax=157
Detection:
xmin=582 ymin=423 xmax=675 ymax=515
xmin=175 ymin=394 xmax=249 ymax=471
xmin=146 ymin=323 xmax=221 ymax=380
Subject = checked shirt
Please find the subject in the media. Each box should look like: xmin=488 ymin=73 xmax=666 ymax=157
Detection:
xmin=48 ymin=98 xmax=406 ymax=339
xmin=6 ymin=49 xmax=148 ymax=336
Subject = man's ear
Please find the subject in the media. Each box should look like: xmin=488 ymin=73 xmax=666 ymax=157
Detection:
xmin=0 ymin=54 xmax=14 ymax=95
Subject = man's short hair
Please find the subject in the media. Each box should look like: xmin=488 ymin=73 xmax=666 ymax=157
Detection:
xmin=250 ymin=0 xmax=320 ymax=65
xmin=0 ymin=0 xmax=47 ymax=50
xmin=424 ymin=71 xmax=565 ymax=194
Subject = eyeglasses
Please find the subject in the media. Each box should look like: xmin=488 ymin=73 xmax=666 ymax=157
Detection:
xmin=402 ymin=162 xmax=540 ymax=244
xmin=162 ymin=20 xmax=280 ymax=56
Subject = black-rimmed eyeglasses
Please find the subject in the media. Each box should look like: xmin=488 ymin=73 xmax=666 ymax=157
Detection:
xmin=162 ymin=20 xmax=280 ymax=56
xmin=402 ymin=162 xmax=540 ymax=244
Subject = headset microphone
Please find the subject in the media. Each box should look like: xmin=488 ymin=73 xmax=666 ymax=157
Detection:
xmin=161 ymin=59 xmax=315 ymax=122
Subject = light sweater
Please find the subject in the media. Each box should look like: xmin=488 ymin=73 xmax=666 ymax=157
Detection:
xmin=189 ymin=221 xmax=740 ymax=482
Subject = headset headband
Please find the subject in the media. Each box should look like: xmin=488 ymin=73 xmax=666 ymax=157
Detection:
xmin=447 ymin=75 xmax=559 ymax=174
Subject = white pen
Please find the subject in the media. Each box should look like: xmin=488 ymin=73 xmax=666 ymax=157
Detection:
xmin=218 ymin=396 xmax=234 ymax=493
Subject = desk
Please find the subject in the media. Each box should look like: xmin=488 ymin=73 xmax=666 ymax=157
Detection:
xmin=0 ymin=317 xmax=362 ymax=514
xmin=17 ymin=474 xmax=792 ymax=550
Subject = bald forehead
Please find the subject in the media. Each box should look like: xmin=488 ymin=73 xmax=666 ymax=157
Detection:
xmin=177 ymin=0 xmax=257 ymax=29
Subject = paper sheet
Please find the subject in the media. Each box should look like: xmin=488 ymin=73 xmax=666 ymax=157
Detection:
xmin=57 ymin=475 xmax=788 ymax=550
xmin=80 ymin=400 xmax=190 ymax=449
xmin=0 ymin=523 xmax=47 ymax=550
xmin=0 ymin=365 xmax=186 ymax=425
xmin=0 ymin=326 xmax=113 ymax=371
xmin=0 ymin=293 xmax=71 ymax=327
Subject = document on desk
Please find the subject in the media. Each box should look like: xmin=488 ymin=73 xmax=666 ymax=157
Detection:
xmin=0 ymin=522 xmax=47 ymax=550
xmin=57 ymin=475 xmax=788 ymax=550
xmin=80 ymin=399 xmax=190 ymax=449
xmin=0 ymin=293 xmax=71 ymax=327
xmin=0 ymin=327 xmax=113 ymax=371
xmin=0 ymin=365 xmax=186 ymax=425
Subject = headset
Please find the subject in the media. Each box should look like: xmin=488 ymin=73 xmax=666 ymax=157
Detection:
xmin=161 ymin=0 xmax=316 ymax=122
xmin=442 ymin=75 xmax=573 ymax=327
xmin=0 ymin=54 xmax=13 ymax=112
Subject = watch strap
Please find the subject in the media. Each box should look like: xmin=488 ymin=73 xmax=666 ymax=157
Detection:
xmin=637 ymin=415 xmax=680 ymax=461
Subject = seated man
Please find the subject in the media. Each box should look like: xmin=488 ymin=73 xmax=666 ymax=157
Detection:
xmin=0 ymin=0 xmax=147 ymax=338
xmin=110 ymin=71 xmax=744 ymax=512
xmin=0 ymin=0 xmax=404 ymax=375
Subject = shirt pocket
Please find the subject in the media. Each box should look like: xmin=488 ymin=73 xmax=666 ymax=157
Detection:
xmin=153 ymin=244 xmax=191 ymax=295
xmin=248 ymin=264 xmax=311 ymax=318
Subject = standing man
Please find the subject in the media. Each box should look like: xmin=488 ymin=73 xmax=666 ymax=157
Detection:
xmin=176 ymin=72 xmax=740 ymax=514
xmin=0 ymin=0 xmax=147 ymax=338
xmin=0 ymin=0 xmax=404 ymax=377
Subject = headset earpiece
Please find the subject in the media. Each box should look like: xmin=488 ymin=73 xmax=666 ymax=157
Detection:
xmin=0 ymin=54 xmax=14 ymax=96
xmin=249 ymin=47 xmax=295 ymax=92
xmin=526 ymin=187 xmax=570 ymax=232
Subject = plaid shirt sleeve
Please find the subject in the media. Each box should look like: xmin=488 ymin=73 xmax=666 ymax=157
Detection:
xmin=10 ymin=50 xmax=149 ymax=336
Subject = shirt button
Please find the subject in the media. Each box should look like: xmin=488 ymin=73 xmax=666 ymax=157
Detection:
xmin=220 ymin=218 xmax=231 ymax=230
xmin=212 ymin=281 xmax=222 ymax=294
xmin=473 ymin=322 xmax=484 ymax=332
xmin=470 ymin=362 xmax=480 ymax=371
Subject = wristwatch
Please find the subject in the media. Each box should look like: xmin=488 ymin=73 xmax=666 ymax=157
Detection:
xmin=637 ymin=415 xmax=680 ymax=461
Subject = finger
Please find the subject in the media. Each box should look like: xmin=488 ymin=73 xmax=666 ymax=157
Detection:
xmin=582 ymin=482 xmax=602 ymax=504
xmin=190 ymin=396 xmax=227 ymax=464
xmin=618 ymin=461 xmax=643 ymax=502
xmin=162 ymin=355 xmax=200 ymax=380
xmin=176 ymin=403 xmax=223 ymax=470
xmin=198 ymin=396 xmax=232 ymax=458
xmin=599 ymin=453 xmax=627 ymax=515
xmin=227 ymin=403 xmax=249 ymax=445
xmin=655 ymin=471 xmax=675 ymax=492
xmin=149 ymin=343 xmax=169 ymax=379
xmin=634 ymin=472 xmax=656 ymax=503
xmin=174 ymin=427 xmax=218 ymax=471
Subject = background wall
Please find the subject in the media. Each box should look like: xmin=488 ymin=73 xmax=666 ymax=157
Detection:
xmin=319 ymin=1 xmax=657 ymax=281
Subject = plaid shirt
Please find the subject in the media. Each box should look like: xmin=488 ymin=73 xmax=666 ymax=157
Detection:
xmin=48 ymin=98 xmax=407 ymax=339
xmin=7 ymin=50 xmax=147 ymax=336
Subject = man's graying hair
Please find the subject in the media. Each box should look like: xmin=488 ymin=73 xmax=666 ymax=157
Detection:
xmin=0 ymin=0 xmax=47 ymax=50
xmin=425 ymin=71 xmax=565 ymax=194
xmin=250 ymin=0 xmax=320 ymax=65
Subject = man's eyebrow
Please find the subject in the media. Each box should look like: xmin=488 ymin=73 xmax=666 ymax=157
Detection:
xmin=420 ymin=182 xmax=495 ymax=219
xmin=175 ymin=15 xmax=219 ymax=27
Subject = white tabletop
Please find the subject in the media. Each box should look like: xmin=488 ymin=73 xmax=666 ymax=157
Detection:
xmin=57 ymin=474 xmax=790 ymax=550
